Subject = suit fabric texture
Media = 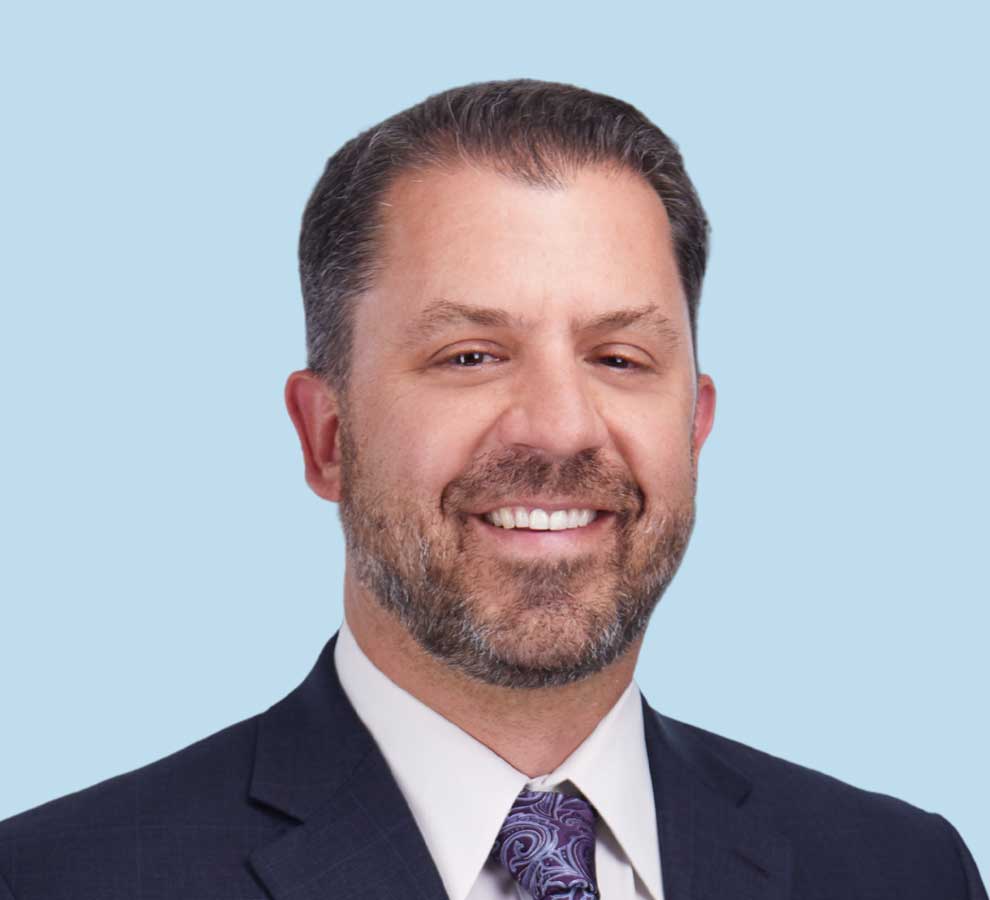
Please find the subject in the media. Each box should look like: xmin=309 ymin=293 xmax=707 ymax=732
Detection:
xmin=0 ymin=634 xmax=985 ymax=900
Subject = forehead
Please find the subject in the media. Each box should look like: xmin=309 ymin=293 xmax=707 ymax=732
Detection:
xmin=361 ymin=162 xmax=688 ymax=335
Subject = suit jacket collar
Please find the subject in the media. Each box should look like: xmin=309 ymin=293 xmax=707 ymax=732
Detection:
xmin=644 ymin=699 xmax=793 ymax=900
xmin=246 ymin=633 xmax=791 ymax=900
xmin=247 ymin=634 xmax=448 ymax=900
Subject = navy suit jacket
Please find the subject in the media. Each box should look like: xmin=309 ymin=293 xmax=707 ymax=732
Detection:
xmin=1 ymin=634 xmax=985 ymax=899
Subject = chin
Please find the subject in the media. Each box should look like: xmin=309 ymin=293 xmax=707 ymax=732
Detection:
xmin=436 ymin=597 xmax=639 ymax=689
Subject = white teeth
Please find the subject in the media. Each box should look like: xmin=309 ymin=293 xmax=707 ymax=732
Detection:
xmin=529 ymin=509 xmax=550 ymax=530
xmin=483 ymin=507 xmax=600 ymax=531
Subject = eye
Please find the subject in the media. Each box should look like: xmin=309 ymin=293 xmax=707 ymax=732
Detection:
xmin=441 ymin=349 xmax=501 ymax=368
xmin=601 ymin=353 xmax=636 ymax=369
xmin=598 ymin=353 xmax=644 ymax=371
xmin=435 ymin=348 xmax=647 ymax=372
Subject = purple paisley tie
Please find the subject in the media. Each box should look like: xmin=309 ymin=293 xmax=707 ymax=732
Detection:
xmin=491 ymin=789 xmax=600 ymax=900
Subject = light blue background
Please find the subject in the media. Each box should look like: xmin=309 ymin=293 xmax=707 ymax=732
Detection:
xmin=2 ymin=0 xmax=986 ymax=881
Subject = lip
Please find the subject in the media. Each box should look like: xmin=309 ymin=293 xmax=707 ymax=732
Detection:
xmin=468 ymin=498 xmax=614 ymax=516
xmin=467 ymin=510 xmax=615 ymax=559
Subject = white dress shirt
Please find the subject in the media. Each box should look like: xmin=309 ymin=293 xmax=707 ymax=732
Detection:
xmin=334 ymin=618 xmax=664 ymax=900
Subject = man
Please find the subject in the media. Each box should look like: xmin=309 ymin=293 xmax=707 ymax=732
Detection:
xmin=0 ymin=79 xmax=984 ymax=900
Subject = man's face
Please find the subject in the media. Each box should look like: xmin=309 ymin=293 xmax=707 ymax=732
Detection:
xmin=332 ymin=163 xmax=715 ymax=688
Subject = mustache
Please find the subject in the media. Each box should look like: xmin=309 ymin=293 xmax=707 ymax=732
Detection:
xmin=442 ymin=447 xmax=644 ymax=516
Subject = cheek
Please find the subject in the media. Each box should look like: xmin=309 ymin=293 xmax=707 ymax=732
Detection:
xmin=652 ymin=446 xmax=696 ymax=495
xmin=361 ymin=401 xmax=477 ymax=506
xmin=606 ymin=391 xmax=694 ymax=450
xmin=607 ymin=406 xmax=697 ymax=506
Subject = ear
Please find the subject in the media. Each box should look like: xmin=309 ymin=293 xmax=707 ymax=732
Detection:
xmin=284 ymin=369 xmax=344 ymax=503
xmin=692 ymin=373 xmax=716 ymax=462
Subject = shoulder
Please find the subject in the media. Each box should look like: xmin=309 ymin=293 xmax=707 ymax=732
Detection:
xmin=654 ymin=710 xmax=984 ymax=897
xmin=0 ymin=715 xmax=277 ymax=898
xmin=0 ymin=715 xmax=260 ymax=837
xmin=662 ymin=711 xmax=933 ymax=820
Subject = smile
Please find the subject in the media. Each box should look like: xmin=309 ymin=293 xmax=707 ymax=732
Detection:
xmin=483 ymin=507 xmax=598 ymax=531
xmin=469 ymin=507 xmax=614 ymax=560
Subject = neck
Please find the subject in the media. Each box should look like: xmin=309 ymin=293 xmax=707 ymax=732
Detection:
xmin=343 ymin=571 xmax=642 ymax=777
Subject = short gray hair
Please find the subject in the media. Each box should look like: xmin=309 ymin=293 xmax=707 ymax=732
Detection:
xmin=299 ymin=79 xmax=709 ymax=390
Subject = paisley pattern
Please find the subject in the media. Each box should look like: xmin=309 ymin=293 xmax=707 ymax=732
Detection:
xmin=491 ymin=790 xmax=599 ymax=900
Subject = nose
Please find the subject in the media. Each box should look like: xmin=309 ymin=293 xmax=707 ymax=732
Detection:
xmin=494 ymin=355 xmax=609 ymax=459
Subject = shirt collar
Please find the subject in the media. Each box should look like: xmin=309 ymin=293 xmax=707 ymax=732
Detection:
xmin=334 ymin=618 xmax=661 ymax=900
xmin=532 ymin=674 xmax=662 ymax=900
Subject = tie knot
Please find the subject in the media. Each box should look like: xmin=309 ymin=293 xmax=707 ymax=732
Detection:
xmin=491 ymin=789 xmax=599 ymax=900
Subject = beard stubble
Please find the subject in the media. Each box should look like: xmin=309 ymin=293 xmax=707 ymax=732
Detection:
xmin=336 ymin=413 xmax=697 ymax=689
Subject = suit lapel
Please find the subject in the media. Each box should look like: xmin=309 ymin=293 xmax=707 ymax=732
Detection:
xmin=246 ymin=635 xmax=448 ymax=900
xmin=244 ymin=634 xmax=792 ymax=900
xmin=644 ymin=700 xmax=793 ymax=900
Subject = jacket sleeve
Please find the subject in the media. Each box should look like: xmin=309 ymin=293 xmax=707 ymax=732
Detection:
xmin=936 ymin=814 xmax=988 ymax=900
xmin=0 ymin=869 xmax=15 ymax=900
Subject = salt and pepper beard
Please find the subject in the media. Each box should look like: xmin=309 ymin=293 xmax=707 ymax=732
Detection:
xmin=336 ymin=414 xmax=697 ymax=689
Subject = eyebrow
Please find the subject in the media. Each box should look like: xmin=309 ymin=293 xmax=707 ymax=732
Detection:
xmin=409 ymin=299 xmax=681 ymax=348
